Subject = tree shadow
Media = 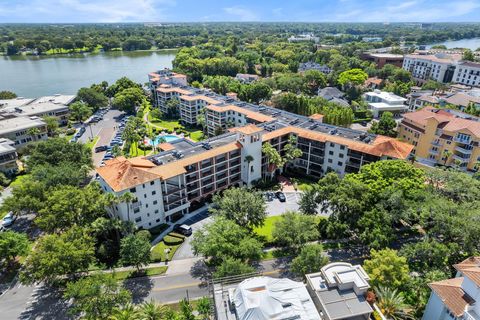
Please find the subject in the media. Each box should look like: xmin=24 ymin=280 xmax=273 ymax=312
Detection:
xmin=122 ymin=275 xmax=154 ymax=304
xmin=19 ymin=284 xmax=71 ymax=320
xmin=190 ymin=259 xmax=212 ymax=287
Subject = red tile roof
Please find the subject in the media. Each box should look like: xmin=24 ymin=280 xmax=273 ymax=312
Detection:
xmin=429 ymin=278 xmax=475 ymax=317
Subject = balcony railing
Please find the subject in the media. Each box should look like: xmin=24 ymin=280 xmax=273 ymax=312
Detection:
xmin=454 ymin=136 xmax=471 ymax=144
xmin=429 ymin=149 xmax=439 ymax=155
xmin=455 ymin=145 xmax=473 ymax=154
xmin=453 ymin=154 xmax=470 ymax=163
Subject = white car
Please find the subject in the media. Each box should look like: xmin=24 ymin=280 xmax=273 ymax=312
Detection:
xmin=2 ymin=212 xmax=16 ymax=227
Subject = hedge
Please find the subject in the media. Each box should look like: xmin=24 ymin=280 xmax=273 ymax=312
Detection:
xmin=163 ymin=234 xmax=185 ymax=246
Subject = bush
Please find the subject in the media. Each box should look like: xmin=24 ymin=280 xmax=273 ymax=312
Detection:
xmin=163 ymin=234 xmax=184 ymax=246
xmin=138 ymin=144 xmax=152 ymax=151
xmin=65 ymin=128 xmax=76 ymax=135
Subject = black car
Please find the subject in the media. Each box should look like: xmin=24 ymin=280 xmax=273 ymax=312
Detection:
xmin=173 ymin=224 xmax=192 ymax=236
xmin=275 ymin=192 xmax=286 ymax=202
xmin=264 ymin=192 xmax=274 ymax=202
xmin=95 ymin=145 xmax=108 ymax=153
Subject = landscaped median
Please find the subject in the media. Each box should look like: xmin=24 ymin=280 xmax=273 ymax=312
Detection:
xmin=110 ymin=266 xmax=168 ymax=281
xmin=150 ymin=232 xmax=186 ymax=262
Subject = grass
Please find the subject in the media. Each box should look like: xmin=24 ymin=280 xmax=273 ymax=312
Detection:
xmin=151 ymin=241 xmax=182 ymax=262
xmin=85 ymin=136 xmax=99 ymax=150
xmin=253 ymin=215 xmax=283 ymax=244
xmin=189 ymin=130 xmax=204 ymax=142
xmin=166 ymin=299 xmax=201 ymax=311
xmin=111 ymin=266 xmax=168 ymax=281
xmin=262 ymin=249 xmax=292 ymax=261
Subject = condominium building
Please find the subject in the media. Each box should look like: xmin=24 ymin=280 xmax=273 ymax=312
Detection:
xmin=0 ymin=116 xmax=48 ymax=149
xmin=398 ymin=106 xmax=480 ymax=171
xmin=0 ymin=94 xmax=74 ymax=125
xmin=0 ymin=138 xmax=18 ymax=174
xmin=98 ymin=86 xmax=412 ymax=229
xmin=453 ymin=61 xmax=480 ymax=87
xmin=364 ymin=90 xmax=407 ymax=118
xmin=423 ymin=257 xmax=480 ymax=320
xmin=402 ymin=53 xmax=461 ymax=84
xmin=305 ymin=262 xmax=374 ymax=320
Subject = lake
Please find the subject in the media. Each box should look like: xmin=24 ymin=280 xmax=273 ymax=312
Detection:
xmin=0 ymin=50 xmax=177 ymax=97
xmin=427 ymin=38 xmax=480 ymax=50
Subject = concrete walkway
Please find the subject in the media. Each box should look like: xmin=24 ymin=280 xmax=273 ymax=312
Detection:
xmin=151 ymin=204 xmax=210 ymax=246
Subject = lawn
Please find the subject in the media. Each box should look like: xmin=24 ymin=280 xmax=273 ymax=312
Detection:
xmin=84 ymin=136 xmax=99 ymax=150
xmin=110 ymin=266 xmax=168 ymax=281
xmin=151 ymin=241 xmax=182 ymax=262
xmin=262 ymin=249 xmax=292 ymax=261
xmin=189 ymin=130 xmax=204 ymax=142
xmin=253 ymin=215 xmax=283 ymax=244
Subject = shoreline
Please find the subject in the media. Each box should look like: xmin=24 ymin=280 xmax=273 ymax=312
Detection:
xmin=0 ymin=48 xmax=179 ymax=59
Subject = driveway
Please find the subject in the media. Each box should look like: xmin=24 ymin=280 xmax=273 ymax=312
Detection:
xmin=173 ymin=210 xmax=211 ymax=260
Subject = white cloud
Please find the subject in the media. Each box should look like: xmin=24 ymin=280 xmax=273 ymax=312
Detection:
xmin=223 ymin=6 xmax=259 ymax=21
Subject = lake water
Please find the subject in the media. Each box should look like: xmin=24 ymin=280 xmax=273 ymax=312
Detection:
xmin=427 ymin=38 xmax=480 ymax=50
xmin=0 ymin=50 xmax=176 ymax=97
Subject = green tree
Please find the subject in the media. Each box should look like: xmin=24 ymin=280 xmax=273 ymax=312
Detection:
xmin=69 ymin=101 xmax=93 ymax=123
xmin=109 ymin=303 xmax=139 ymax=320
xmin=64 ymin=273 xmax=131 ymax=320
xmin=77 ymin=87 xmax=108 ymax=111
xmin=26 ymin=137 xmax=92 ymax=168
xmin=138 ymin=299 xmax=168 ymax=320
xmin=400 ymin=239 xmax=459 ymax=274
xmin=113 ymin=87 xmax=145 ymax=114
xmin=299 ymin=186 xmax=320 ymax=214
xmin=291 ymin=244 xmax=329 ymax=276
xmin=364 ymin=249 xmax=410 ymax=289
xmin=0 ymin=231 xmax=29 ymax=265
xmin=213 ymin=257 xmax=255 ymax=278
xmin=338 ymin=68 xmax=368 ymax=87
xmin=192 ymin=217 xmax=263 ymax=264
xmin=43 ymin=116 xmax=59 ymax=136
xmin=210 ymin=187 xmax=267 ymax=229
xmin=369 ymin=112 xmax=397 ymax=137
xmin=180 ymin=298 xmax=195 ymax=320
xmin=21 ymin=228 xmax=95 ymax=284
xmin=119 ymin=233 xmax=151 ymax=271
xmin=27 ymin=127 xmax=41 ymax=142
xmin=463 ymin=49 xmax=475 ymax=61
xmin=272 ymin=212 xmax=319 ymax=253
xmin=375 ymin=286 xmax=414 ymax=320
xmin=282 ymin=136 xmax=303 ymax=171
xmin=0 ymin=91 xmax=17 ymax=99
xmin=262 ymin=142 xmax=283 ymax=180
xmin=303 ymin=70 xmax=327 ymax=95
xmin=196 ymin=297 xmax=212 ymax=320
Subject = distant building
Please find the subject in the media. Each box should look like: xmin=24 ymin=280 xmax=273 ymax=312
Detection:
xmin=0 ymin=138 xmax=18 ymax=175
xmin=298 ymin=62 xmax=332 ymax=74
xmin=423 ymin=257 xmax=480 ymax=320
xmin=362 ymin=37 xmax=383 ymax=43
xmin=288 ymin=33 xmax=319 ymax=43
xmin=364 ymin=77 xmax=384 ymax=90
xmin=406 ymin=87 xmax=480 ymax=112
xmin=402 ymin=53 xmax=461 ymax=85
xmin=364 ymin=90 xmax=407 ymax=118
xmin=398 ymin=106 xmax=480 ymax=171
xmin=453 ymin=61 xmax=480 ymax=87
xmin=235 ymin=73 xmax=260 ymax=84
xmin=318 ymin=87 xmax=350 ymax=107
xmin=361 ymin=53 xmax=404 ymax=68
xmin=0 ymin=116 xmax=48 ymax=149
xmin=306 ymin=262 xmax=375 ymax=320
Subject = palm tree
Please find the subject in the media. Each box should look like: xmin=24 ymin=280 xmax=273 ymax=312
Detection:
xmin=196 ymin=109 xmax=206 ymax=134
xmin=27 ymin=127 xmax=41 ymax=142
xmin=109 ymin=303 xmax=139 ymax=320
xmin=442 ymin=149 xmax=452 ymax=165
xmin=149 ymin=130 xmax=158 ymax=153
xmin=120 ymin=192 xmax=136 ymax=225
xmin=262 ymin=142 xmax=283 ymax=181
xmin=244 ymin=155 xmax=254 ymax=186
xmin=375 ymin=286 xmax=414 ymax=320
xmin=138 ymin=300 xmax=168 ymax=320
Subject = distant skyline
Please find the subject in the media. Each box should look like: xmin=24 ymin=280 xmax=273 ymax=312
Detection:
xmin=1 ymin=0 xmax=480 ymax=23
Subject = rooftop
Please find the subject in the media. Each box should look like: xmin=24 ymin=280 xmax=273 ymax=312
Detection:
xmin=429 ymin=278 xmax=475 ymax=318
xmin=0 ymin=116 xmax=46 ymax=135
xmin=365 ymin=90 xmax=407 ymax=104
xmin=404 ymin=53 xmax=462 ymax=64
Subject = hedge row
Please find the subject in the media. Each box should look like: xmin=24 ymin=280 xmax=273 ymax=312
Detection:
xmin=163 ymin=233 xmax=185 ymax=246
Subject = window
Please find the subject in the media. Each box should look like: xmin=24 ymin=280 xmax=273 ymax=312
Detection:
xmin=338 ymin=161 xmax=343 ymax=166
xmin=135 ymin=217 xmax=142 ymax=223
xmin=329 ymin=151 xmax=334 ymax=156
xmin=142 ymin=184 xmax=145 ymax=189
xmin=328 ymin=159 xmax=332 ymax=163
xmin=330 ymin=142 xmax=334 ymax=147
xmin=339 ymin=154 xmax=344 ymax=158
xmin=144 ymin=194 xmax=147 ymax=198
xmin=134 ymin=208 xmax=140 ymax=214
xmin=146 ymin=204 xmax=149 ymax=208
xmin=155 ymin=209 xmax=159 ymax=214
xmin=153 ymin=200 xmax=158 ymax=205
xmin=130 ymin=187 xmax=136 ymax=193
xmin=152 ymin=191 xmax=156 ymax=195
xmin=150 ymin=181 xmax=155 ymax=185
xmin=340 ymin=145 xmax=345 ymax=150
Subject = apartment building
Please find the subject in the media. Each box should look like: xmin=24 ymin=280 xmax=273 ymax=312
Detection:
xmin=364 ymin=90 xmax=407 ymax=118
xmin=398 ymin=106 xmax=480 ymax=171
xmin=0 ymin=138 xmax=18 ymax=174
xmin=306 ymin=262 xmax=374 ymax=320
xmin=453 ymin=61 xmax=480 ymax=87
xmin=0 ymin=116 xmax=48 ymax=149
xmin=0 ymin=94 xmax=74 ymax=125
xmin=423 ymin=257 xmax=480 ymax=320
xmin=402 ymin=53 xmax=460 ymax=84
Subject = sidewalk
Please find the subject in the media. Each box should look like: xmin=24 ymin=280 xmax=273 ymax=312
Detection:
xmin=151 ymin=204 xmax=210 ymax=246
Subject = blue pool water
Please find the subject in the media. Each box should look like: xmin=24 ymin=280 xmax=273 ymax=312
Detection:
xmin=151 ymin=134 xmax=180 ymax=145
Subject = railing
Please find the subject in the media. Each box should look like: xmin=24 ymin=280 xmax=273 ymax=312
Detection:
xmin=455 ymin=145 xmax=473 ymax=154
xmin=453 ymin=154 xmax=470 ymax=163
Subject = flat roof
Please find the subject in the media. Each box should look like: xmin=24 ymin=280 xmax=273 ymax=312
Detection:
xmin=0 ymin=98 xmax=34 ymax=109
xmin=0 ymin=116 xmax=46 ymax=135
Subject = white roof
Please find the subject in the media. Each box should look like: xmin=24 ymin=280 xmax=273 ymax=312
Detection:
xmin=365 ymin=90 xmax=407 ymax=103
xmin=368 ymin=102 xmax=407 ymax=111
xmin=0 ymin=98 xmax=34 ymax=109
xmin=233 ymin=277 xmax=321 ymax=320
xmin=0 ymin=116 xmax=46 ymax=135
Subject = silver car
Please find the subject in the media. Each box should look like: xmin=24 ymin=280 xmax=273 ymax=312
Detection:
xmin=2 ymin=211 xmax=16 ymax=227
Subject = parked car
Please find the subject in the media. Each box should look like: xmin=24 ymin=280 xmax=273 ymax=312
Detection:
xmin=275 ymin=192 xmax=286 ymax=202
xmin=173 ymin=224 xmax=192 ymax=236
xmin=95 ymin=145 xmax=108 ymax=153
xmin=264 ymin=192 xmax=275 ymax=202
xmin=2 ymin=211 xmax=16 ymax=227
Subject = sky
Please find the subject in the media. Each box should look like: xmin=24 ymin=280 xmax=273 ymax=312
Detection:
xmin=1 ymin=0 xmax=480 ymax=23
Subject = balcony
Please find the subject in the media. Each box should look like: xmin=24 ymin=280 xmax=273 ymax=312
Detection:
xmin=454 ymin=136 xmax=471 ymax=144
xmin=455 ymin=145 xmax=473 ymax=154
xmin=431 ymin=140 xmax=442 ymax=147
xmin=131 ymin=201 xmax=142 ymax=210
xmin=429 ymin=149 xmax=439 ymax=155
xmin=453 ymin=154 xmax=470 ymax=163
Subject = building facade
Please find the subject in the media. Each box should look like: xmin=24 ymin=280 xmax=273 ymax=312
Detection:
xmin=402 ymin=53 xmax=460 ymax=85
xmin=364 ymin=90 xmax=407 ymax=118
xmin=97 ymin=70 xmax=413 ymax=229
xmin=0 ymin=138 xmax=18 ymax=174
xmin=0 ymin=116 xmax=48 ymax=149
xmin=361 ymin=53 xmax=404 ymax=68
xmin=423 ymin=257 xmax=480 ymax=320
xmin=398 ymin=106 xmax=480 ymax=171
xmin=453 ymin=61 xmax=480 ymax=87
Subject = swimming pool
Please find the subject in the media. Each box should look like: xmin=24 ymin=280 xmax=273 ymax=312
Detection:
xmin=151 ymin=134 xmax=180 ymax=145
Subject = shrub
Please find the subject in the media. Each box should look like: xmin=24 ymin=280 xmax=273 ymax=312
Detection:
xmin=163 ymin=234 xmax=184 ymax=246
xmin=65 ymin=128 xmax=76 ymax=135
